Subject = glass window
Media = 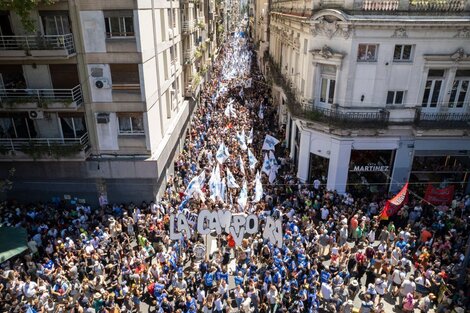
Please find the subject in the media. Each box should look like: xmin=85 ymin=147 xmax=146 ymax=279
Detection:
xmin=357 ymin=44 xmax=378 ymax=62
xmin=104 ymin=11 xmax=134 ymax=38
xmin=422 ymin=70 xmax=444 ymax=108
xmin=118 ymin=114 xmax=144 ymax=134
xmin=449 ymin=79 xmax=468 ymax=108
xmin=393 ymin=45 xmax=413 ymax=61
xmin=386 ymin=91 xmax=404 ymax=105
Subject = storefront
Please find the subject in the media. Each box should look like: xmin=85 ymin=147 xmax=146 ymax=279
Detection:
xmin=410 ymin=154 xmax=470 ymax=195
xmin=347 ymin=150 xmax=395 ymax=196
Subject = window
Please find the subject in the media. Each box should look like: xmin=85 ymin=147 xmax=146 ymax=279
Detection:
xmin=319 ymin=65 xmax=336 ymax=104
xmin=110 ymin=64 xmax=140 ymax=90
xmin=386 ymin=91 xmax=404 ymax=105
xmin=448 ymin=70 xmax=470 ymax=108
xmin=422 ymin=69 xmax=445 ymax=108
xmin=104 ymin=11 xmax=134 ymax=38
xmin=357 ymin=44 xmax=378 ymax=62
xmin=118 ymin=114 xmax=144 ymax=134
xmin=393 ymin=45 xmax=413 ymax=62
xmin=41 ymin=13 xmax=70 ymax=35
xmin=0 ymin=115 xmax=36 ymax=138
xmin=60 ymin=116 xmax=86 ymax=138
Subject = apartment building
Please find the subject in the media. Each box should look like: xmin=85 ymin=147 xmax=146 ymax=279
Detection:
xmin=0 ymin=0 xmax=195 ymax=204
xmin=259 ymin=0 xmax=470 ymax=194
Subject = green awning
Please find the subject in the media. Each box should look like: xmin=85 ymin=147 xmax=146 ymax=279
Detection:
xmin=0 ymin=227 xmax=28 ymax=263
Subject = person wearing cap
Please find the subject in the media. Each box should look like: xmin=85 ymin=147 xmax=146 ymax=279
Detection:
xmin=399 ymin=275 xmax=416 ymax=307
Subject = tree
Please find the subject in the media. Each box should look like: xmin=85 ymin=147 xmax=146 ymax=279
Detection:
xmin=0 ymin=0 xmax=56 ymax=32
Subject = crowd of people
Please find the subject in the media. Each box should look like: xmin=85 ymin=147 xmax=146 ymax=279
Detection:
xmin=1 ymin=22 xmax=470 ymax=313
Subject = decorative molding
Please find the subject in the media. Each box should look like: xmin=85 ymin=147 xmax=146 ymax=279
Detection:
xmin=451 ymin=48 xmax=469 ymax=62
xmin=310 ymin=17 xmax=352 ymax=39
xmin=391 ymin=27 xmax=408 ymax=38
xmin=423 ymin=48 xmax=470 ymax=63
xmin=310 ymin=45 xmax=345 ymax=60
xmin=454 ymin=27 xmax=470 ymax=38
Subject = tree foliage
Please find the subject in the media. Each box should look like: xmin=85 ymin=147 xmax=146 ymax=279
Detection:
xmin=0 ymin=0 xmax=56 ymax=32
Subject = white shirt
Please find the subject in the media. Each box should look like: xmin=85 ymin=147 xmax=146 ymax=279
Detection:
xmin=321 ymin=282 xmax=333 ymax=300
xmin=321 ymin=207 xmax=329 ymax=220
xmin=234 ymin=287 xmax=244 ymax=299
xmin=375 ymin=278 xmax=387 ymax=295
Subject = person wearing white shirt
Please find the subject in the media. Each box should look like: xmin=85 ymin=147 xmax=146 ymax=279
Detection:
xmin=321 ymin=281 xmax=333 ymax=301
xmin=374 ymin=274 xmax=387 ymax=303
xmin=320 ymin=206 xmax=329 ymax=221
xmin=234 ymin=285 xmax=245 ymax=311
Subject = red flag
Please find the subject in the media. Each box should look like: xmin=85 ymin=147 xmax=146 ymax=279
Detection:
xmin=424 ymin=185 xmax=454 ymax=205
xmin=380 ymin=183 xmax=409 ymax=220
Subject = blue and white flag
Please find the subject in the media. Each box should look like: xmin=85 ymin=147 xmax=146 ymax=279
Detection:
xmin=239 ymin=155 xmax=246 ymax=176
xmin=198 ymin=170 xmax=206 ymax=189
xmin=258 ymin=105 xmax=264 ymax=120
xmin=238 ymin=180 xmax=248 ymax=209
xmin=268 ymin=151 xmax=279 ymax=184
xmin=262 ymin=134 xmax=280 ymax=151
xmin=246 ymin=128 xmax=253 ymax=145
xmin=220 ymin=177 xmax=227 ymax=202
xmin=216 ymin=143 xmax=229 ymax=164
xmin=268 ymin=151 xmax=278 ymax=167
xmin=185 ymin=175 xmax=201 ymax=197
xmin=261 ymin=153 xmax=271 ymax=176
xmin=224 ymin=99 xmax=236 ymax=118
xmin=236 ymin=130 xmax=247 ymax=151
xmin=226 ymin=168 xmax=240 ymax=188
xmin=254 ymin=171 xmax=263 ymax=203
xmin=209 ymin=166 xmax=220 ymax=201
xmin=248 ymin=149 xmax=258 ymax=171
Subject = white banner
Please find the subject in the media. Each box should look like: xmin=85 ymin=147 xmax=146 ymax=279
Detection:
xmin=226 ymin=168 xmax=240 ymax=188
xmin=248 ymin=149 xmax=258 ymax=170
xmin=262 ymin=134 xmax=280 ymax=151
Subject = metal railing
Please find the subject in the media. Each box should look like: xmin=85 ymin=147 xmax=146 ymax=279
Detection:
xmin=409 ymin=0 xmax=466 ymax=11
xmin=0 ymin=85 xmax=83 ymax=107
xmin=0 ymin=132 xmax=90 ymax=157
xmin=0 ymin=33 xmax=75 ymax=54
xmin=184 ymin=48 xmax=195 ymax=64
xmin=361 ymin=0 xmax=400 ymax=10
xmin=414 ymin=109 xmax=470 ymax=128
xmin=295 ymin=101 xmax=390 ymax=128
xmin=182 ymin=20 xmax=196 ymax=33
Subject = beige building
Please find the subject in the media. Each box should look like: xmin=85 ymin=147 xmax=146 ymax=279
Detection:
xmin=259 ymin=0 xmax=470 ymax=194
xmin=0 ymin=0 xmax=219 ymax=204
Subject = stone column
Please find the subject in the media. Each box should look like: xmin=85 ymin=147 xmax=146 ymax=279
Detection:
xmin=389 ymin=140 xmax=414 ymax=193
xmin=326 ymin=139 xmax=352 ymax=194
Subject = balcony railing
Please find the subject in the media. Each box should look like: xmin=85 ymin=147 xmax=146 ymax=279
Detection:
xmin=361 ymin=0 xmax=399 ymax=10
xmin=0 ymin=132 xmax=90 ymax=160
xmin=0 ymin=34 xmax=75 ymax=55
xmin=295 ymin=102 xmax=390 ymax=128
xmin=184 ymin=48 xmax=195 ymax=64
xmin=409 ymin=0 xmax=466 ymax=11
xmin=414 ymin=110 xmax=470 ymax=128
xmin=0 ymin=85 xmax=83 ymax=109
xmin=182 ymin=20 xmax=196 ymax=33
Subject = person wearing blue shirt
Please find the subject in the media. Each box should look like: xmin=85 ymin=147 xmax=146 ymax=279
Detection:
xmin=234 ymin=271 xmax=244 ymax=286
xmin=203 ymin=270 xmax=214 ymax=290
xmin=320 ymin=270 xmax=331 ymax=283
xmin=396 ymin=239 xmax=407 ymax=251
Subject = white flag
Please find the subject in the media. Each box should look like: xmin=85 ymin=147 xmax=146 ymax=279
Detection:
xmin=236 ymin=130 xmax=247 ymax=151
xmin=220 ymin=177 xmax=226 ymax=202
xmin=262 ymin=134 xmax=280 ymax=151
xmin=269 ymin=167 xmax=277 ymax=184
xmin=246 ymin=128 xmax=253 ymax=145
xmin=268 ymin=151 xmax=278 ymax=167
xmin=248 ymin=149 xmax=258 ymax=170
xmin=238 ymin=180 xmax=248 ymax=210
xmin=261 ymin=153 xmax=271 ymax=176
xmin=226 ymin=168 xmax=240 ymax=188
xmin=198 ymin=170 xmax=206 ymax=189
xmin=258 ymin=105 xmax=264 ymax=120
xmin=185 ymin=175 xmax=200 ymax=197
xmin=239 ymin=155 xmax=246 ymax=176
xmin=209 ymin=166 xmax=220 ymax=201
xmin=245 ymin=78 xmax=252 ymax=88
xmin=216 ymin=143 xmax=229 ymax=164
xmin=254 ymin=171 xmax=263 ymax=203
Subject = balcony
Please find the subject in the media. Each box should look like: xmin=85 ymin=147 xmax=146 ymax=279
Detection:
xmin=182 ymin=20 xmax=196 ymax=34
xmin=414 ymin=109 xmax=470 ymax=128
xmin=0 ymin=34 xmax=75 ymax=59
xmin=361 ymin=0 xmax=399 ymax=11
xmin=294 ymin=102 xmax=390 ymax=128
xmin=184 ymin=48 xmax=195 ymax=64
xmin=0 ymin=85 xmax=83 ymax=110
xmin=0 ymin=133 xmax=91 ymax=161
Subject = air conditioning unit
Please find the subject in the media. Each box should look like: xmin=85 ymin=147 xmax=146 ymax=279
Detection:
xmin=96 ymin=113 xmax=110 ymax=124
xmin=29 ymin=110 xmax=44 ymax=119
xmin=94 ymin=78 xmax=111 ymax=89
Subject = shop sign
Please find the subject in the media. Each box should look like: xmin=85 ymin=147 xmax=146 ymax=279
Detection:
xmin=351 ymin=164 xmax=390 ymax=172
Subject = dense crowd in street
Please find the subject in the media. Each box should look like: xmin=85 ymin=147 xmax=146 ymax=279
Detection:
xmin=1 ymin=24 xmax=470 ymax=313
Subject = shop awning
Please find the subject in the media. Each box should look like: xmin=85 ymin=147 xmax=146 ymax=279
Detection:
xmin=0 ymin=227 xmax=28 ymax=263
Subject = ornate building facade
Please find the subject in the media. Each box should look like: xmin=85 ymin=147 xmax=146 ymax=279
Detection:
xmin=258 ymin=0 xmax=470 ymax=194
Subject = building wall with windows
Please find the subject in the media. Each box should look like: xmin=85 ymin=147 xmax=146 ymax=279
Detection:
xmin=0 ymin=0 xmax=203 ymax=203
xmin=262 ymin=0 xmax=470 ymax=194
